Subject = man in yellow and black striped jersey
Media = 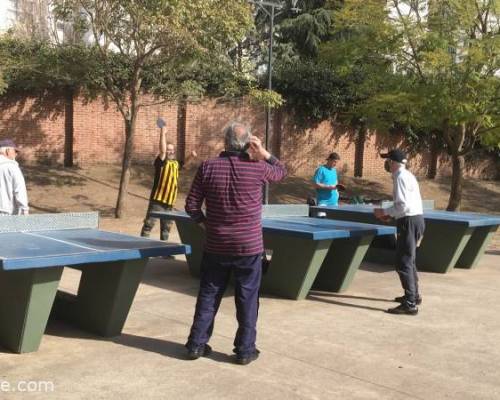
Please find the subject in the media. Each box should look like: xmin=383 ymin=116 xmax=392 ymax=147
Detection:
xmin=140 ymin=117 xmax=182 ymax=242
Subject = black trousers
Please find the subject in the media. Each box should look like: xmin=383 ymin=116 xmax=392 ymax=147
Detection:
xmin=140 ymin=201 xmax=173 ymax=241
xmin=396 ymin=215 xmax=425 ymax=306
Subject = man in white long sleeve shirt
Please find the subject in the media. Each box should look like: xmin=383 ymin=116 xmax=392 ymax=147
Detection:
xmin=374 ymin=149 xmax=424 ymax=315
xmin=0 ymin=139 xmax=29 ymax=215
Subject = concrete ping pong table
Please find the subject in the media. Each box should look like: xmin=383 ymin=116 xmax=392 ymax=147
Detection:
xmin=151 ymin=209 xmax=395 ymax=300
xmin=0 ymin=212 xmax=190 ymax=354
xmin=310 ymin=205 xmax=500 ymax=273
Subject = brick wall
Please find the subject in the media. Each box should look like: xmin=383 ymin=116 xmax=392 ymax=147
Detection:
xmin=0 ymin=93 xmax=66 ymax=164
xmin=72 ymin=95 xmax=179 ymax=164
xmin=183 ymin=98 xmax=267 ymax=162
xmin=0 ymin=92 xmax=498 ymax=180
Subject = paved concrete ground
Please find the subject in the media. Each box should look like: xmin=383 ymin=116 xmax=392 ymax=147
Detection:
xmin=1 ymin=250 xmax=499 ymax=400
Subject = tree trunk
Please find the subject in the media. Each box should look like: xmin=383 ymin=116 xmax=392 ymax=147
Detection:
xmin=63 ymin=86 xmax=74 ymax=167
xmin=427 ymin=137 xmax=439 ymax=179
xmin=446 ymin=153 xmax=464 ymax=211
xmin=272 ymin=107 xmax=283 ymax=159
xmin=354 ymin=122 xmax=366 ymax=177
xmin=237 ymin=42 xmax=243 ymax=72
xmin=176 ymin=97 xmax=187 ymax=164
xmin=115 ymin=116 xmax=137 ymax=218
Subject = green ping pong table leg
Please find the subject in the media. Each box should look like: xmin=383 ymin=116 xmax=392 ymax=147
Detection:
xmin=0 ymin=267 xmax=63 ymax=353
xmin=364 ymin=234 xmax=397 ymax=265
xmin=416 ymin=221 xmax=473 ymax=273
xmin=455 ymin=225 xmax=498 ymax=269
xmin=312 ymin=234 xmax=374 ymax=292
xmin=364 ymin=247 xmax=396 ymax=265
xmin=175 ymin=220 xmax=205 ymax=278
xmin=261 ymin=234 xmax=332 ymax=300
xmin=52 ymin=259 xmax=147 ymax=337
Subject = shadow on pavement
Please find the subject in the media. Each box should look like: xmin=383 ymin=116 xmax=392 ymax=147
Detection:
xmin=44 ymin=320 xmax=234 ymax=363
xmin=113 ymin=334 xmax=234 ymax=364
xmin=359 ymin=262 xmax=394 ymax=273
xmin=308 ymin=291 xmax=394 ymax=303
xmin=307 ymin=295 xmax=388 ymax=312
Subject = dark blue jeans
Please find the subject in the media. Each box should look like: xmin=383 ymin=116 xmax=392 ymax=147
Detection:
xmin=186 ymin=252 xmax=262 ymax=357
xmin=396 ymin=215 xmax=425 ymax=306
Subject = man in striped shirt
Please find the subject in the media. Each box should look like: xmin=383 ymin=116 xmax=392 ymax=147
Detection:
xmin=185 ymin=122 xmax=287 ymax=365
xmin=140 ymin=117 xmax=181 ymax=242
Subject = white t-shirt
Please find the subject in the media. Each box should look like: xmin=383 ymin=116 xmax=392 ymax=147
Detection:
xmin=0 ymin=155 xmax=29 ymax=215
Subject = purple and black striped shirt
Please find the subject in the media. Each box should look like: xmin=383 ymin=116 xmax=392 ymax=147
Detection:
xmin=185 ymin=151 xmax=287 ymax=256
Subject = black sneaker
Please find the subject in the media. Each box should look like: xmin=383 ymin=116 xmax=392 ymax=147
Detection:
xmin=186 ymin=344 xmax=212 ymax=360
xmin=394 ymin=295 xmax=422 ymax=305
xmin=235 ymin=349 xmax=260 ymax=365
xmin=387 ymin=303 xmax=418 ymax=315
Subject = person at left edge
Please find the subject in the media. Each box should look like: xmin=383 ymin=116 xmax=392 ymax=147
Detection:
xmin=140 ymin=117 xmax=196 ymax=242
xmin=0 ymin=138 xmax=29 ymax=216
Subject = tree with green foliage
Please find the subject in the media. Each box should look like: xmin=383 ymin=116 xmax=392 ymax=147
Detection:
xmin=0 ymin=35 xmax=113 ymax=168
xmin=0 ymin=37 xmax=93 ymax=92
xmin=273 ymin=59 xmax=351 ymax=125
xmin=332 ymin=0 xmax=500 ymax=210
xmin=318 ymin=0 xmax=399 ymax=176
xmin=264 ymin=1 xmax=392 ymax=177
xmin=264 ymin=1 xmax=347 ymax=126
xmin=51 ymin=0 xmax=253 ymax=217
xmin=240 ymin=1 xmax=337 ymax=115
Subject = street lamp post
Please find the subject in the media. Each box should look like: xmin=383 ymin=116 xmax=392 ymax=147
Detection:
xmin=248 ymin=0 xmax=299 ymax=204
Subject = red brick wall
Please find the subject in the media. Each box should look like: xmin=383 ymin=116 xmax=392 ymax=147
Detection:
xmin=0 ymin=93 xmax=498 ymax=180
xmin=0 ymin=93 xmax=66 ymax=164
xmin=72 ymin=95 xmax=178 ymax=164
xmin=184 ymin=98 xmax=266 ymax=163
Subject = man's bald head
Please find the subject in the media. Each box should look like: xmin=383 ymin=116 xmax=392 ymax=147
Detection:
xmin=223 ymin=122 xmax=251 ymax=152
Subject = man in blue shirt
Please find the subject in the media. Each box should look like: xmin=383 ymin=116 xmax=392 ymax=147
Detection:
xmin=313 ymin=152 xmax=342 ymax=206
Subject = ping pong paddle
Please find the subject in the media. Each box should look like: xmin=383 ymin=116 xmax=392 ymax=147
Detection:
xmin=156 ymin=117 xmax=166 ymax=128
xmin=379 ymin=215 xmax=392 ymax=223
xmin=336 ymin=183 xmax=346 ymax=191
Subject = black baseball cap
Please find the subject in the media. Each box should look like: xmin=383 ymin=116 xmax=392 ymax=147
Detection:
xmin=326 ymin=152 xmax=340 ymax=161
xmin=0 ymin=138 xmax=18 ymax=149
xmin=380 ymin=149 xmax=407 ymax=163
